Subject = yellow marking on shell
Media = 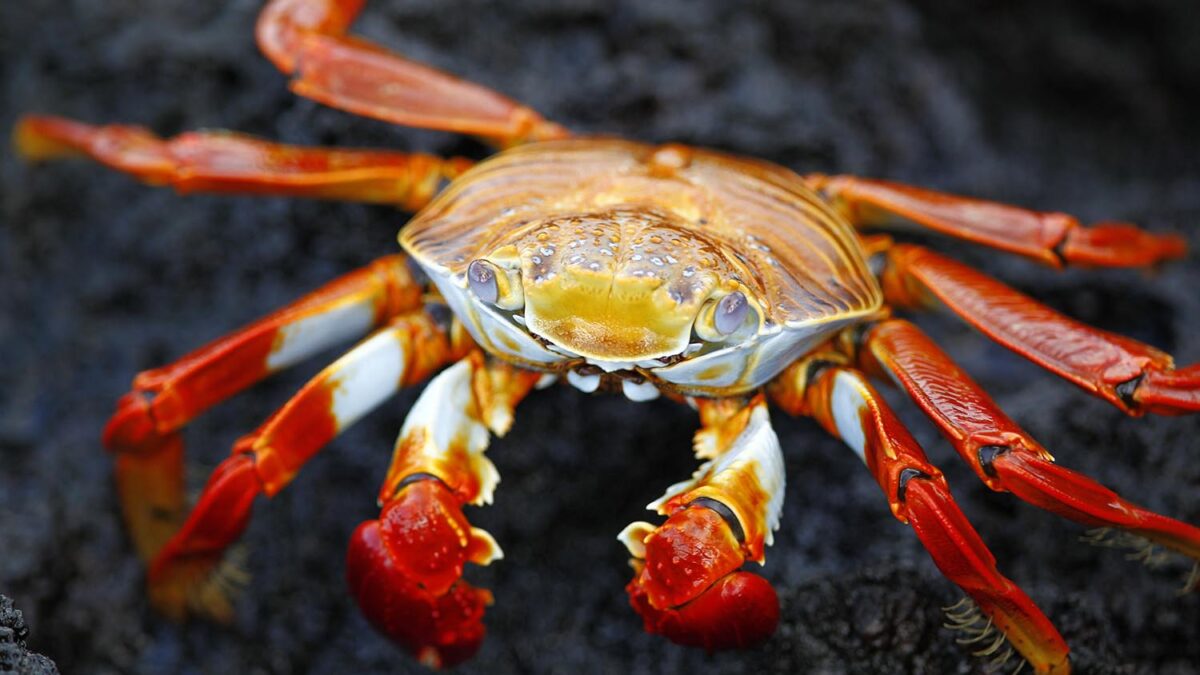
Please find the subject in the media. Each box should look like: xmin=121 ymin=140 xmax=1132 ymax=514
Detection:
xmin=512 ymin=208 xmax=738 ymax=361
xmin=523 ymin=269 xmax=693 ymax=360
xmin=696 ymin=363 xmax=732 ymax=382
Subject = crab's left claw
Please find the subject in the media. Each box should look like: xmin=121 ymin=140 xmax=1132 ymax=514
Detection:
xmin=624 ymin=506 xmax=779 ymax=650
xmin=346 ymin=478 xmax=498 ymax=669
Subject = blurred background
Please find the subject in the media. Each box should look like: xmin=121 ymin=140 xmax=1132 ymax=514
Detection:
xmin=2 ymin=0 xmax=1198 ymax=672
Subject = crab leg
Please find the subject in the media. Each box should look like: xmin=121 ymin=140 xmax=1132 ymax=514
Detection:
xmin=620 ymin=395 xmax=783 ymax=651
xmin=14 ymin=115 xmax=471 ymax=210
xmin=808 ymin=174 xmax=1185 ymax=268
xmin=148 ymin=309 xmax=465 ymax=622
xmin=105 ymin=255 xmax=420 ymax=562
xmin=346 ymin=351 xmax=541 ymax=668
xmin=881 ymin=243 xmax=1200 ymax=415
xmin=257 ymin=0 xmax=568 ymax=146
xmin=854 ymin=318 xmax=1200 ymax=561
xmin=771 ymin=361 xmax=1071 ymax=674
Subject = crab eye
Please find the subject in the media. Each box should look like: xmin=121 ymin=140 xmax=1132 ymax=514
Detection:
xmin=695 ymin=290 xmax=755 ymax=342
xmin=467 ymin=258 xmax=525 ymax=310
xmin=714 ymin=291 xmax=749 ymax=335
xmin=468 ymin=259 xmax=500 ymax=304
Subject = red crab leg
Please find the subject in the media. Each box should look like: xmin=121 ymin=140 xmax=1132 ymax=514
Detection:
xmin=881 ymin=243 xmax=1200 ymax=416
xmin=105 ymin=255 xmax=419 ymax=562
xmin=854 ymin=318 xmax=1200 ymax=561
xmin=149 ymin=309 xmax=466 ymax=622
xmin=14 ymin=115 xmax=472 ymax=210
xmin=771 ymin=361 xmax=1071 ymax=674
xmin=807 ymin=174 xmax=1185 ymax=268
xmin=620 ymin=395 xmax=783 ymax=651
xmin=256 ymin=0 xmax=569 ymax=146
xmin=347 ymin=351 xmax=541 ymax=668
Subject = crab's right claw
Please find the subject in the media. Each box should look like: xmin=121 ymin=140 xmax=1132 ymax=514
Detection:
xmin=346 ymin=478 xmax=499 ymax=669
xmin=624 ymin=506 xmax=779 ymax=650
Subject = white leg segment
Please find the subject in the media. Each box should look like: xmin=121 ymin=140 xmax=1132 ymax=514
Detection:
xmin=829 ymin=369 xmax=871 ymax=464
xmin=382 ymin=353 xmax=541 ymax=508
xmin=327 ymin=327 xmax=408 ymax=431
xmin=395 ymin=359 xmax=498 ymax=505
xmin=266 ymin=296 xmax=377 ymax=371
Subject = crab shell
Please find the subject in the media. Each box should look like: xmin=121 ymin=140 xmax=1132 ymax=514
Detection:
xmin=401 ymin=139 xmax=884 ymax=397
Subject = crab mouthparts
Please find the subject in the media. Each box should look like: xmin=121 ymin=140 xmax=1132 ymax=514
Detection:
xmin=562 ymin=362 xmax=661 ymax=401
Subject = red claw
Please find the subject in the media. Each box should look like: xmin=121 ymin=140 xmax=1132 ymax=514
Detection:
xmin=626 ymin=506 xmax=780 ymax=650
xmin=628 ymin=570 xmax=779 ymax=651
xmin=378 ymin=479 xmax=478 ymax=594
xmin=346 ymin=479 xmax=493 ymax=668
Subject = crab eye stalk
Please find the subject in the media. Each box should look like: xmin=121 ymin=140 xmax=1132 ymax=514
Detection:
xmin=468 ymin=259 xmax=500 ymax=304
xmin=714 ymin=291 xmax=749 ymax=335
xmin=695 ymin=290 xmax=754 ymax=342
xmin=467 ymin=258 xmax=525 ymax=310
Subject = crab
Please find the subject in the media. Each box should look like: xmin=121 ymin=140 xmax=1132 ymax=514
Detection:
xmin=12 ymin=0 xmax=1200 ymax=672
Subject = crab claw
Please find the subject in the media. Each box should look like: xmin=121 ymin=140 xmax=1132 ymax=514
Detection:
xmin=624 ymin=505 xmax=779 ymax=650
xmin=346 ymin=478 xmax=500 ymax=668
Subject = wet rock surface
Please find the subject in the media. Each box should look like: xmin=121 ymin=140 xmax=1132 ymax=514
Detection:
xmin=2 ymin=1 xmax=1199 ymax=673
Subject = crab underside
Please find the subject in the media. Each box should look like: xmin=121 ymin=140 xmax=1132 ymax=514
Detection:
xmin=14 ymin=1 xmax=1200 ymax=672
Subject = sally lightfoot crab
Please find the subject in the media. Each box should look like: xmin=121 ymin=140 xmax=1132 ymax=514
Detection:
xmin=13 ymin=0 xmax=1200 ymax=671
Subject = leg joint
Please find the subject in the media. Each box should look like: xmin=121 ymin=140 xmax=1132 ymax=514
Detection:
xmin=389 ymin=472 xmax=448 ymax=501
xmin=804 ymin=358 xmax=840 ymax=389
xmin=896 ymin=467 xmax=933 ymax=503
xmin=977 ymin=445 xmax=1010 ymax=478
xmin=1115 ymin=373 xmax=1145 ymax=410
xmin=687 ymin=497 xmax=746 ymax=544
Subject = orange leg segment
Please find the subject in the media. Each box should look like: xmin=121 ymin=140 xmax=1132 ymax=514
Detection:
xmin=809 ymin=174 xmax=1185 ymax=268
xmin=856 ymin=318 xmax=1200 ymax=562
xmin=771 ymin=361 xmax=1070 ymax=674
xmin=104 ymin=255 xmax=419 ymax=565
xmin=14 ymin=115 xmax=472 ymax=210
xmin=256 ymin=0 xmax=568 ymax=146
xmin=881 ymin=243 xmax=1200 ymax=415
xmin=148 ymin=310 xmax=464 ymax=622
xmin=620 ymin=395 xmax=783 ymax=651
xmin=347 ymin=352 xmax=541 ymax=668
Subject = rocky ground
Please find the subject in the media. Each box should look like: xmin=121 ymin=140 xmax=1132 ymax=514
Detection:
xmin=0 ymin=595 xmax=57 ymax=674
xmin=2 ymin=1 xmax=1198 ymax=673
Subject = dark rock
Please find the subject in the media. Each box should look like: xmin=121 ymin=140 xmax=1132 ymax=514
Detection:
xmin=2 ymin=1 xmax=1198 ymax=673
xmin=0 ymin=596 xmax=58 ymax=675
